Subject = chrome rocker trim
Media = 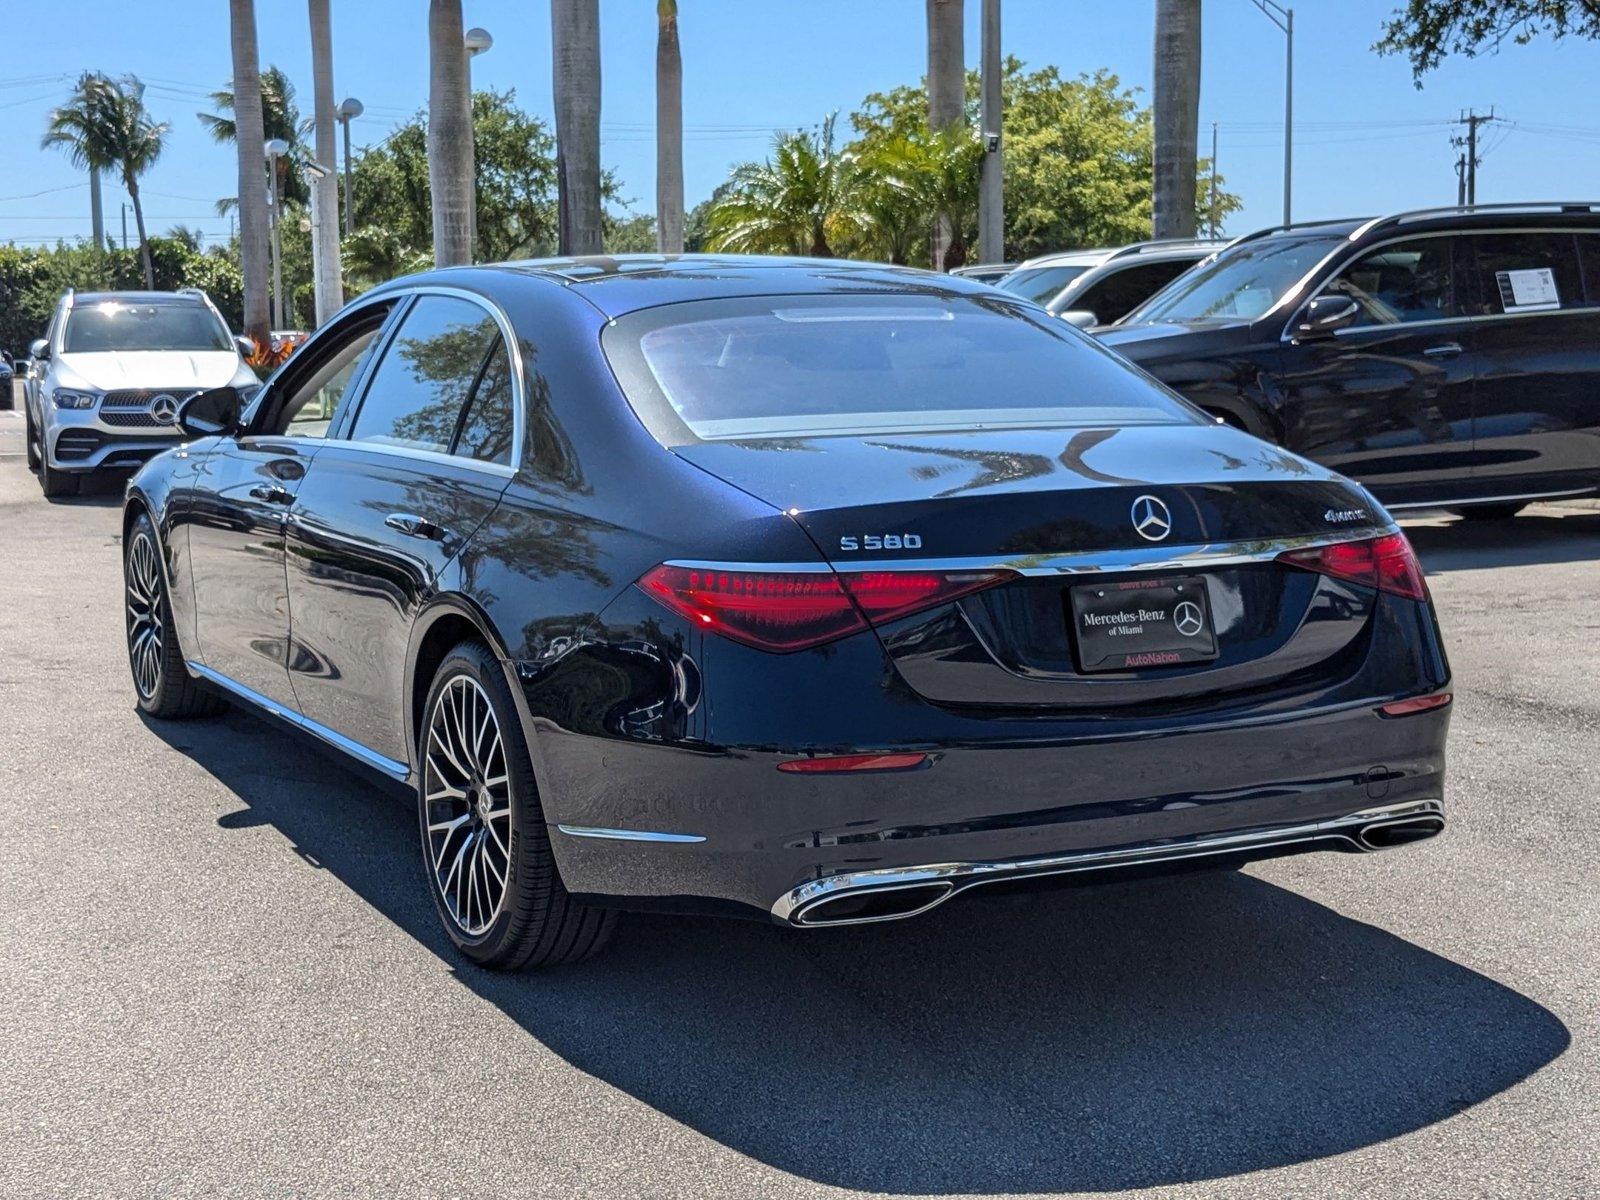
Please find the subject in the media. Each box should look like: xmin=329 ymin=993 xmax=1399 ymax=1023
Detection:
xmin=771 ymin=798 xmax=1445 ymax=927
xmin=186 ymin=661 xmax=410 ymax=781
xmin=556 ymin=824 xmax=707 ymax=844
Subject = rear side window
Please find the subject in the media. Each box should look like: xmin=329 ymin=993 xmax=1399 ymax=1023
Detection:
xmin=349 ymin=295 xmax=500 ymax=454
xmin=1066 ymin=259 xmax=1198 ymax=323
xmin=453 ymin=337 xmax=515 ymax=466
xmin=602 ymin=292 xmax=1198 ymax=445
xmin=1323 ymin=238 xmax=1462 ymax=326
xmin=1465 ymin=231 xmax=1587 ymax=315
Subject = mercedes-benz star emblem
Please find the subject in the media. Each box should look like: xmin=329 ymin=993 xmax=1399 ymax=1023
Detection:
xmin=149 ymin=394 xmax=179 ymax=425
xmin=1131 ymin=494 xmax=1172 ymax=542
xmin=1173 ymin=600 xmax=1205 ymax=638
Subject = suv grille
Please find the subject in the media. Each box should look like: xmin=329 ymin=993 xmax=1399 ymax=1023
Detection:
xmin=98 ymin=388 xmax=198 ymax=429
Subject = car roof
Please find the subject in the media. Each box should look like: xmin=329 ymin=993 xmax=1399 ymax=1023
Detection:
xmin=68 ymin=290 xmax=209 ymax=307
xmin=382 ymin=254 xmax=1006 ymax=319
xmin=1230 ymin=202 xmax=1600 ymax=248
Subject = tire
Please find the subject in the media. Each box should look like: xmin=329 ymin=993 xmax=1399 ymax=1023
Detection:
xmin=24 ymin=405 xmax=40 ymax=471
xmin=1451 ymin=502 xmax=1526 ymax=521
xmin=418 ymin=641 xmax=616 ymax=969
xmin=39 ymin=455 xmax=79 ymax=498
xmin=124 ymin=513 xmax=227 ymax=719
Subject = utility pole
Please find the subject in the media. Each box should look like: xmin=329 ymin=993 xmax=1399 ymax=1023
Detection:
xmin=1455 ymin=152 xmax=1467 ymax=206
xmin=1249 ymin=1 xmax=1293 ymax=226
xmin=1209 ymin=121 xmax=1220 ymax=238
xmin=120 ymin=203 xmax=128 ymax=250
xmin=1456 ymin=107 xmax=1497 ymax=206
xmin=978 ymin=0 xmax=1003 ymax=264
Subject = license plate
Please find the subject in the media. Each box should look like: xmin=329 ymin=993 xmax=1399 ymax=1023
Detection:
xmin=1068 ymin=576 xmax=1218 ymax=673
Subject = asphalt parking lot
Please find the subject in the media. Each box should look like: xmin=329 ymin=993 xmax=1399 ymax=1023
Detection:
xmin=1 ymin=394 xmax=1596 ymax=1199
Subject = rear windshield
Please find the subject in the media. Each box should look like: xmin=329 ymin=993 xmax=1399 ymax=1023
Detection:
xmin=64 ymin=301 xmax=231 ymax=353
xmin=602 ymin=292 xmax=1197 ymax=445
xmin=1127 ymin=235 xmax=1341 ymax=325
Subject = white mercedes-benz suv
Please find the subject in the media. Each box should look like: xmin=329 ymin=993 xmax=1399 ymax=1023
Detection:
xmin=25 ymin=288 xmax=259 ymax=497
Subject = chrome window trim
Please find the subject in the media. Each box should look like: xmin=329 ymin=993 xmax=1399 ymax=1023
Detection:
xmin=555 ymin=825 xmax=707 ymax=844
xmin=340 ymin=284 xmax=527 ymax=474
xmin=1386 ymin=486 xmax=1595 ymax=512
xmin=1282 ymin=225 xmax=1600 ymax=342
xmin=663 ymin=527 xmax=1400 ymax=579
xmin=185 ymin=660 xmax=410 ymax=780
xmin=315 ymin=437 xmax=518 ymax=480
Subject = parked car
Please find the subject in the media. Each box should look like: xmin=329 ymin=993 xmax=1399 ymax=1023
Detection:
xmin=948 ymin=262 xmax=1015 ymax=285
xmin=0 ymin=352 xmax=13 ymax=409
xmin=125 ymin=255 xmax=1450 ymax=968
xmin=25 ymin=287 xmax=258 ymax=496
xmin=1099 ymin=203 xmax=1600 ymax=518
xmin=1045 ymin=239 xmax=1225 ymax=327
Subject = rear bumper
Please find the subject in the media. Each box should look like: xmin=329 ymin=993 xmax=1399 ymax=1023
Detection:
xmin=537 ymin=697 xmax=1451 ymax=923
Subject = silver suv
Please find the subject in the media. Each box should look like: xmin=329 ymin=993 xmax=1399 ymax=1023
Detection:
xmin=25 ymin=288 xmax=259 ymax=497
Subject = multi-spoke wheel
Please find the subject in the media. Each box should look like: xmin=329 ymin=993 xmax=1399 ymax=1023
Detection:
xmin=126 ymin=530 xmax=165 ymax=701
xmin=418 ymin=642 xmax=616 ymax=968
xmin=424 ymin=675 xmax=512 ymax=936
xmin=123 ymin=513 xmax=227 ymax=719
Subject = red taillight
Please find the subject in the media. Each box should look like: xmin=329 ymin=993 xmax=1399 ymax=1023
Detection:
xmin=636 ymin=565 xmax=1013 ymax=652
xmin=1277 ymin=532 xmax=1428 ymax=601
xmin=1380 ymin=692 xmax=1452 ymax=717
xmin=777 ymin=753 xmax=929 ymax=774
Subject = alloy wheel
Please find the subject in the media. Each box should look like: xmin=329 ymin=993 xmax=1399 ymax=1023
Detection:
xmin=423 ymin=675 xmax=512 ymax=936
xmin=125 ymin=532 xmax=164 ymax=699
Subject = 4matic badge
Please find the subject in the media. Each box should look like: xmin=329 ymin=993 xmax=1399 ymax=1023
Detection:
xmin=1324 ymin=507 xmax=1369 ymax=524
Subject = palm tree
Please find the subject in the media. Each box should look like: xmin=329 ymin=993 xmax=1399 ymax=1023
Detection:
xmin=43 ymin=73 xmax=169 ymax=289
xmin=228 ymin=0 xmax=272 ymax=347
xmin=706 ymin=115 xmax=860 ymax=257
xmin=855 ymin=126 xmax=980 ymax=265
xmin=655 ymin=0 xmax=683 ymax=254
xmin=308 ymin=0 xmax=343 ymax=322
xmin=200 ymin=65 xmax=312 ymax=206
xmin=1153 ymin=0 xmax=1201 ymax=238
xmin=552 ymin=0 xmax=603 ymax=254
xmin=925 ymin=0 xmax=965 ymax=269
xmin=427 ymin=0 xmax=473 ymax=266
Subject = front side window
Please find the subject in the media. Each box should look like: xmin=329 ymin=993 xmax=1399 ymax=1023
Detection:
xmin=603 ymin=292 xmax=1198 ymax=445
xmin=1464 ymin=231 xmax=1586 ymax=315
xmin=999 ymin=263 xmax=1096 ymax=304
xmin=1322 ymin=237 xmax=1462 ymax=326
xmin=1061 ymin=259 xmax=1200 ymax=323
xmin=1130 ymin=235 xmax=1339 ymax=325
xmin=349 ymin=296 xmax=501 ymax=454
xmin=63 ymin=301 xmax=231 ymax=353
xmin=276 ymin=327 xmax=383 ymax=438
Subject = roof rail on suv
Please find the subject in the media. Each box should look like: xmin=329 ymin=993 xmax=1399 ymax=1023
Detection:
xmin=1102 ymin=238 xmax=1226 ymax=263
xmin=1349 ymin=202 xmax=1600 ymax=241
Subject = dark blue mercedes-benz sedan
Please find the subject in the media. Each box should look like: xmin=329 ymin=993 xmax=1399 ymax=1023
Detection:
xmin=123 ymin=256 xmax=1450 ymax=967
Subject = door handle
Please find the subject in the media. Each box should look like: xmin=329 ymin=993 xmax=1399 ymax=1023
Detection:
xmin=1422 ymin=342 xmax=1463 ymax=358
xmin=385 ymin=512 xmax=448 ymax=541
xmin=248 ymin=483 xmax=294 ymax=505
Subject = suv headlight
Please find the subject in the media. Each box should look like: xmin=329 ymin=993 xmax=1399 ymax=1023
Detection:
xmin=52 ymin=389 xmax=99 ymax=410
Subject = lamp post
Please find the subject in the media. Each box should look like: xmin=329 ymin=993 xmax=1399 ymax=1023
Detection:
xmin=264 ymin=137 xmax=289 ymax=330
xmin=1248 ymin=0 xmax=1293 ymax=227
xmin=463 ymin=27 xmax=492 ymax=261
xmin=336 ymin=97 xmax=363 ymax=235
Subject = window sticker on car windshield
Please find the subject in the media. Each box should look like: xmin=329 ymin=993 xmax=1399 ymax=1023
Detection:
xmin=1496 ymin=268 xmax=1560 ymax=313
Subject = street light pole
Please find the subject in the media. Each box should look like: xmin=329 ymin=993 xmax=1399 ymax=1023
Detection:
xmin=337 ymin=97 xmax=363 ymax=235
xmin=463 ymin=27 xmax=493 ymax=262
xmin=265 ymin=138 xmax=289 ymax=330
xmin=1249 ymin=0 xmax=1294 ymax=227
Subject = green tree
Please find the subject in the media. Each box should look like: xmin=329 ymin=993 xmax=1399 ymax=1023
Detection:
xmin=707 ymin=114 xmax=861 ymax=256
xmin=199 ymin=65 xmax=312 ymax=206
xmin=606 ymin=212 xmax=658 ymax=253
xmin=1378 ymin=0 xmax=1600 ymax=80
xmin=42 ymin=73 xmax=169 ymax=289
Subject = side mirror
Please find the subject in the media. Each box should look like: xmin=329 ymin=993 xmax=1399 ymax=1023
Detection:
xmin=1293 ymin=294 xmax=1361 ymax=340
xmin=179 ymin=385 xmax=243 ymax=439
xmin=29 ymin=337 xmax=49 ymax=360
xmin=1058 ymin=309 xmax=1098 ymax=330
xmin=234 ymin=335 xmax=256 ymax=359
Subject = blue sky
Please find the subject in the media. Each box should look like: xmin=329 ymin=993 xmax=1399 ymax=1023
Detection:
xmin=3 ymin=0 xmax=1598 ymax=252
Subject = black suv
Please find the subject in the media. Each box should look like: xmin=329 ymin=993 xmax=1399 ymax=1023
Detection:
xmin=1098 ymin=204 xmax=1600 ymax=517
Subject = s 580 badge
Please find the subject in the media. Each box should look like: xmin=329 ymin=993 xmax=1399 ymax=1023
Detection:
xmin=839 ymin=533 xmax=922 ymax=551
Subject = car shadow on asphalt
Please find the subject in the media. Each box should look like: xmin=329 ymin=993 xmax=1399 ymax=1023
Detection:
xmin=1405 ymin=507 xmax=1600 ymax=573
xmin=147 ymin=707 xmax=1569 ymax=1195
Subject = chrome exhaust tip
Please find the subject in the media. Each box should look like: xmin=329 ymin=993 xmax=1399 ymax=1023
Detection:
xmin=1357 ymin=814 xmax=1445 ymax=851
xmin=794 ymin=881 xmax=955 ymax=927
